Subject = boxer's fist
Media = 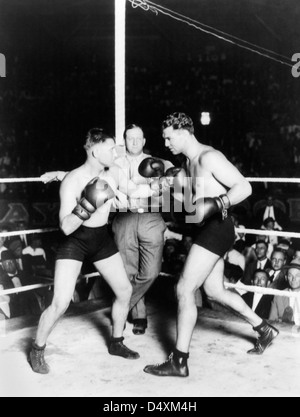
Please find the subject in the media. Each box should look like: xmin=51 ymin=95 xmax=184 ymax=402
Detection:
xmin=165 ymin=167 xmax=187 ymax=189
xmin=138 ymin=158 xmax=165 ymax=178
xmin=194 ymin=197 xmax=223 ymax=223
xmin=72 ymin=178 xmax=115 ymax=221
xmin=83 ymin=178 xmax=115 ymax=209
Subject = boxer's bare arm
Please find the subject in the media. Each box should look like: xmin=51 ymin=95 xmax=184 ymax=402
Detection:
xmin=59 ymin=173 xmax=83 ymax=236
xmin=201 ymin=150 xmax=252 ymax=205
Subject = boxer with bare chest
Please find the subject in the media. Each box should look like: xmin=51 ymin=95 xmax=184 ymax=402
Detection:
xmin=29 ymin=128 xmax=157 ymax=374
xmin=143 ymin=113 xmax=279 ymax=378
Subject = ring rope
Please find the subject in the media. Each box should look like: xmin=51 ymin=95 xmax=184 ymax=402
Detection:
xmin=225 ymin=282 xmax=300 ymax=299
xmin=235 ymin=228 xmax=300 ymax=240
xmin=0 ymin=227 xmax=300 ymax=240
xmin=0 ymin=178 xmax=45 ymax=183
xmin=0 ymin=228 xmax=59 ymax=238
xmin=1 ymin=272 xmax=299 ymax=299
xmin=0 ymin=273 xmax=100 ymax=297
xmin=1 ymin=177 xmax=300 ymax=184
xmin=247 ymin=178 xmax=300 ymax=184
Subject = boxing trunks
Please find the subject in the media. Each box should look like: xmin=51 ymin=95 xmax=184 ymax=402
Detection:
xmin=56 ymin=225 xmax=118 ymax=263
xmin=193 ymin=213 xmax=235 ymax=257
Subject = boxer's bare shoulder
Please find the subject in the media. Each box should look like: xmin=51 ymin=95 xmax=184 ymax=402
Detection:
xmin=61 ymin=166 xmax=92 ymax=188
xmin=198 ymin=147 xmax=226 ymax=169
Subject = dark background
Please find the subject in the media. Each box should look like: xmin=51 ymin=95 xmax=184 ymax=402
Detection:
xmin=0 ymin=0 xmax=299 ymax=178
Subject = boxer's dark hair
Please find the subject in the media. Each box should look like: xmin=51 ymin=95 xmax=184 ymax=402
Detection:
xmin=162 ymin=113 xmax=194 ymax=134
xmin=123 ymin=124 xmax=144 ymax=140
xmin=84 ymin=128 xmax=115 ymax=151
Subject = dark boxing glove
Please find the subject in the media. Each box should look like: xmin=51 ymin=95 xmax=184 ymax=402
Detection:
xmin=72 ymin=178 xmax=115 ymax=221
xmin=165 ymin=167 xmax=187 ymax=190
xmin=138 ymin=158 xmax=165 ymax=178
xmin=194 ymin=194 xmax=231 ymax=224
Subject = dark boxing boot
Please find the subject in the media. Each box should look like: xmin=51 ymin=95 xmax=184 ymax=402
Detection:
xmin=247 ymin=320 xmax=279 ymax=355
xmin=28 ymin=342 xmax=50 ymax=375
xmin=109 ymin=337 xmax=140 ymax=360
xmin=144 ymin=350 xmax=189 ymax=377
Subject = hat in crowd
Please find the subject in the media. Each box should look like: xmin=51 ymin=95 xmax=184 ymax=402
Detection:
xmin=283 ymin=258 xmax=300 ymax=271
xmin=0 ymin=249 xmax=15 ymax=262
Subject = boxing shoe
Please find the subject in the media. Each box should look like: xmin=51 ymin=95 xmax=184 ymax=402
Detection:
xmin=144 ymin=352 xmax=189 ymax=377
xmin=28 ymin=342 xmax=50 ymax=375
xmin=247 ymin=320 xmax=279 ymax=355
xmin=109 ymin=337 xmax=140 ymax=360
xmin=132 ymin=319 xmax=148 ymax=336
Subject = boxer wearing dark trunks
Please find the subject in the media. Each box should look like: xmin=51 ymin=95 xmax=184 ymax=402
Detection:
xmin=143 ymin=113 xmax=279 ymax=378
xmin=29 ymin=128 xmax=158 ymax=374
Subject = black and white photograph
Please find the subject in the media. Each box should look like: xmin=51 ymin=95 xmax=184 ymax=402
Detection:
xmin=0 ymin=0 xmax=300 ymax=399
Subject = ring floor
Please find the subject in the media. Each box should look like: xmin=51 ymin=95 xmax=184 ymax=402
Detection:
xmin=1 ymin=301 xmax=300 ymax=397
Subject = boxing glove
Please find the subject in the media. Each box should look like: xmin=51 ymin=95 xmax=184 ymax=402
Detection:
xmin=165 ymin=167 xmax=187 ymax=189
xmin=72 ymin=178 xmax=115 ymax=221
xmin=138 ymin=158 xmax=165 ymax=178
xmin=194 ymin=195 xmax=231 ymax=223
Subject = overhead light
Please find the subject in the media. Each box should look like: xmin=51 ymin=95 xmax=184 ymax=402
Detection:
xmin=200 ymin=112 xmax=211 ymax=126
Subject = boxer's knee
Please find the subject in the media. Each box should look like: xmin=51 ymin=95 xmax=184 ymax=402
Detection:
xmin=176 ymin=276 xmax=198 ymax=303
xmin=117 ymin=283 xmax=133 ymax=304
xmin=51 ymin=296 xmax=71 ymax=317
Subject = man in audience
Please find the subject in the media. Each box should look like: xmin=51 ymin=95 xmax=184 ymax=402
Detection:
xmin=261 ymin=217 xmax=279 ymax=247
xmin=250 ymin=235 xmax=274 ymax=260
xmin=0 ymin=250 xmax=23 ymax=317
xmin=258 ymin=195 xmax=285 ymax=231
xmin=269 ymin=258 xmax=300 ymax=326
xmin=22 ymin=235 xmax=49 ymax=276
xmin=267 ymin=249 xmax=287 ymax=290
xmin=242 ymin=269 xmax=273 ymax=319
xmin=0 ymin=227 xmax=9 ymax=258
xmin=276 ymin=238 xmax=295 ymax=264
xmin=8 ymin=239 xmax=24 ymax=272
xmin=293 ymin=250 xmax=300 ymax=262
xmin=0 ymin=264 xmax=13 ymax=320
xmin=243 ymin=240 xmax=272 ymax=285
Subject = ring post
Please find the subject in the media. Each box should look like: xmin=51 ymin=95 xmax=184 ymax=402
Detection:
xmin=115 ymin=0 xmax=126 ymax=146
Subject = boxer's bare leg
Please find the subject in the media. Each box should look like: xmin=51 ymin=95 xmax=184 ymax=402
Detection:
xmin=29 ymin=260 xmax=82 ymax=374
xmin=94 ymin=253 xmax=140 ymax=360
xmin=35 ymin=260 xmax=82 ymax=347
